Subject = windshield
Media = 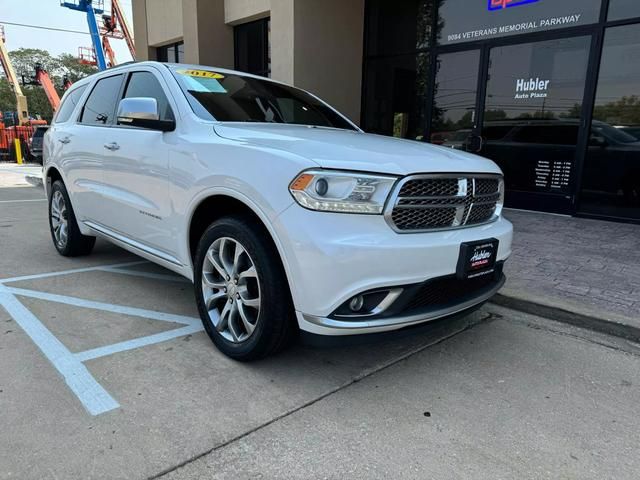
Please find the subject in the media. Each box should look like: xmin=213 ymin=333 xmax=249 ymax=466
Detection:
xmin=171 ymin=67 xmax=357 ymax=130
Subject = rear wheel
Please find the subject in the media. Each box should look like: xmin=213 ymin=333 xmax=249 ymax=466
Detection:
xmin=194 ymin=216 xmax=295 ymax=361
xmin=49 ymin=180 xmax=96 ymax=257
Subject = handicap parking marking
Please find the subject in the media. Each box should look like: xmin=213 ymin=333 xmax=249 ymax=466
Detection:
xmin=0 ymin=261 xmax=204 ymax=416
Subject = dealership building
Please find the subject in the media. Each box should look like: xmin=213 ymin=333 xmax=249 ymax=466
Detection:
xmin=132 ymin=0 xmax=640 ymax=223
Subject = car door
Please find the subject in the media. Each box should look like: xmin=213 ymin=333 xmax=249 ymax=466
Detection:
xmin=98 ymin=68 xmax=177 ymax=261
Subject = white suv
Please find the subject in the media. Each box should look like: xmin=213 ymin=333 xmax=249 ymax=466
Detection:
xmin=44 ymin=62 xmax=513 ymax=360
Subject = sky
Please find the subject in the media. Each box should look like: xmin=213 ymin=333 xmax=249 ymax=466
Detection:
xmin=0 ymin=0 xmax=134 ymax=63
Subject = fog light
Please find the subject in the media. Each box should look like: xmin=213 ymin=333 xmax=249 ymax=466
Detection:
xmin=349 ymin=295 xmax=364 ymax=312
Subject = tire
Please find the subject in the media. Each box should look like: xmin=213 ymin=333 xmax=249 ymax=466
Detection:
xmin=193 ymin=215 xmax=295 ymax=361
xmin=48 ymin=180 xmax=96 ymax=257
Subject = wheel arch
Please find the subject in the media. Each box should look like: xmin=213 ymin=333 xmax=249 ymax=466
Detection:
xmin=187 ymin=192 xmax=294 ymax=295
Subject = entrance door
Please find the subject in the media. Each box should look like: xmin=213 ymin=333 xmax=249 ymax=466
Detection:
xmin=430 ymin=36 xmax=593 ymax=214
xmin=477 ymin=36 xmax=592 ymax=213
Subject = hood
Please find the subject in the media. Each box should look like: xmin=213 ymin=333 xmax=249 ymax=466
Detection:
xmin=213 ymin=123 xmax=502 ymax=176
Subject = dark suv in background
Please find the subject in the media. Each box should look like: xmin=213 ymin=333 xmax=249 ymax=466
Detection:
xmin=28 ymin=126 xmax=49 ymax=164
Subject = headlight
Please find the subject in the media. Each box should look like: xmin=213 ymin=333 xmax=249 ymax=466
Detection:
xmin=289 ymin=169 xmax=397 ymax=214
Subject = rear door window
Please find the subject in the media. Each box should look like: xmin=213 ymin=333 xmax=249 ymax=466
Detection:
xmin=79 ymin=74 xmax=124 ymax=126
xmin=53 ymin=85 xmax=87 ymax=124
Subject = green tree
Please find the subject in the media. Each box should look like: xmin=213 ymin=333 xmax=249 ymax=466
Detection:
xmin=58 ymin=53 xmax=98 ymax=83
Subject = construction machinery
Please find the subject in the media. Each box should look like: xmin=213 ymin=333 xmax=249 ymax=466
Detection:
xmin=0 ymin=25 xmax=29 ymax=125
xmin=23 ymin=63 xmax=62 ymax=112
xmin=101 ymin=0 xmax=135 ymax=60
xmin=61 ymin=0 xmax=108 ymax=70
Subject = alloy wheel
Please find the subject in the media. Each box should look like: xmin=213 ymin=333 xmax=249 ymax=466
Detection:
xmin=201 ymin=237 xmax=261 ymax=343
xmin=50 ymin=190 xmax=69 ymax=249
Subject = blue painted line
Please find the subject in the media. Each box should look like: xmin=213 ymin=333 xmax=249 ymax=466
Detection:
xmin=75 ymin=324 xmax=204 ymax=362
xmin=0 ymin=284 xmax=119 ymax=416
xmin=99 ymin=266 xmax=191 ymax=284
xmin=0 ymin=261 xmax=148 ymax=285
xmin=7 ymin=287 xmax=199 ymax=326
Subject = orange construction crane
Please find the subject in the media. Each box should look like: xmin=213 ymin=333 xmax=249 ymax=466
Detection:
xmin=32 ymin=63 xmax=62 ymax=111
xmin=102 ymin=35 xmax=117 ymax=67
xmin=101 ymin=0 xmax=135 ymax=60
xmin=0 ymin=25 xmax=29 ymax=125
xmin=77 ymin=46 xmax=98 ymax=66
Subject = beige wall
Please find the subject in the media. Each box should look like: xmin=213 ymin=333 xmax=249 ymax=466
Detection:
xmin=292 ymin=0 xmax=365 ymax=123
xmin=145 ymin=0 xmax=183 ymax=46
xmin=224 ymin=0 xmax=270 ymax=24
xmin=132 ymin=0 xmax=365 ymax=123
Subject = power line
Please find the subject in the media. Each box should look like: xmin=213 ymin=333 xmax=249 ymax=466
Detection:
xmin=0 ymin=21 xmax=90 ymax=36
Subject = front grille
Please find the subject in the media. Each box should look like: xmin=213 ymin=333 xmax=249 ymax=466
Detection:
xmin=388 ymin=175 xmax=502 ymax=232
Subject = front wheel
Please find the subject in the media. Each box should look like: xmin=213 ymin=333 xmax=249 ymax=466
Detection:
xmin=48 ymin=180 xmax=96 ymax=257
xmin=194 ymin=216 xmax=295 ymax=361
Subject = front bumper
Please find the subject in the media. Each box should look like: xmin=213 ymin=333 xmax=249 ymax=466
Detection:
xmin=272 ymin=204 xmax=513 ymax=336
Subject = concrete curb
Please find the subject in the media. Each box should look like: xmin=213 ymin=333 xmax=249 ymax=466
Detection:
xmin=25 ymin=175 xmax=43 ymax=188
xmin=491 ymin=293 xmax=640 ymax=344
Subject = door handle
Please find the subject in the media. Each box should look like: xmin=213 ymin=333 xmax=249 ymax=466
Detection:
xmin=104 ymin=142 xmax=120 ymax=151
xmin=58 ymin=137 xmax=71 ymax=144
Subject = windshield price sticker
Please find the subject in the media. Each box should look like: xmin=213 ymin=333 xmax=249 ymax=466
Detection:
xmin=176 ymin=69 xmax=225 ymax=79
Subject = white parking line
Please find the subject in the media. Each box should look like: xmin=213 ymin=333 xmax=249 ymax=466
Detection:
xmin=75 ymin=324 xmax=203 ymax=362
xmin=0 ymin=199 xmax=46 ymax=203
xmin=0 ymin=284 xmax=120 ymax=415
xmin=7 ymin=287 xmax=199 ymax=325
xmin=0 ymin=261 xmax=148 ymax=284
xmin=0 ymin=262 xmax=203 ymax=416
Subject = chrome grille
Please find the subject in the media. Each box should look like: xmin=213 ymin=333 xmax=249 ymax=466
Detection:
xmin=386 ymin=175 xmax=502 ymax=232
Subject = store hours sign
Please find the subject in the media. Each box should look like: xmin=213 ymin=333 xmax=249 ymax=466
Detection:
xmin=438 ymin=0 xmax=601 ymax=45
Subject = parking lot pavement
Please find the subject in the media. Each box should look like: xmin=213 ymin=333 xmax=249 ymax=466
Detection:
xmin=2 ymin=184 xmax=639 ymax=480
xmin=163 ymin=307 xmax=640 ymax=480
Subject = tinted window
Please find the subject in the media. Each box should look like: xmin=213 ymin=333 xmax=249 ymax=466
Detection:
xmin=80 ymin=75 xmax=123 ymax=125
xmin=580 ymin=24 xmax=640 ymax=221
xmin=362 ymin=52 xmax=429 ymax=140
xmin=54 ymin=85 xmax=87 ymax=124
xmin=365 ymin=0 xmax=434 ymax=56
xmin=124 ymin=71 xmax=174 ymax=122
xmin=171 ymin=68 xmax=356 ymax=129
xmin=438 ymin=0 xmax=601 ymax=45
xmin=234 ymin=18 xmax=270 ymax=77
xmin=608 ymin=0 xmax=640 ymax=21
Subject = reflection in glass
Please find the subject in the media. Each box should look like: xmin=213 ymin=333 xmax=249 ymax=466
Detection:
xmin=363 ymin=53 xmax=430 ymax=140
xmin=430 ymin=50 xmax=480 ymax=149
xmin=580 ymin=24 xmax=640 ymax=220
xmin=608 ymin=0 xmax=640 ymax=21
xmin=479 ymin=37 xmax=591 ymax=199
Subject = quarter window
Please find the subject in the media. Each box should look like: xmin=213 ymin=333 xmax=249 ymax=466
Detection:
xmin=123 ymin=72 xmax=174 ymax=122
xmin=54 ymin=85 xmax=87 ymax=124
xmin=79 ymin=75 xmax=124 ymax=126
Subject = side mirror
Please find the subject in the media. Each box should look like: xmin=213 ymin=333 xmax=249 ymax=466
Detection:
xmin=117 ymin=97 xmax=175 ymax=132
xmin=466 ymin=134 xmax=485 ymax=153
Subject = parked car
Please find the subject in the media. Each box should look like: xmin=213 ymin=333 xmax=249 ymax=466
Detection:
xmin=28 ymin=125 xmax=49 ymax=164
xmin=43 ymin=62 xmax=513 ymax=360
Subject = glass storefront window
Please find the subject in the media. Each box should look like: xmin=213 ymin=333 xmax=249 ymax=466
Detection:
xmin=479 ymin=37 xmax=591 ymax=198
xmin=365 ymin=0 xmax=434 ymax=56
xmin=608 ymin=0 xmax=640 ymax=21
xmin=579 ymin=24 xmax=640 ymax=220
xmin=362 ymin=53 xmax=430 ymax=140
xmin=437 ymin=0 xmax=601 ymax=45
xmin=430 ymin=50 xmax=480 ymax=147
